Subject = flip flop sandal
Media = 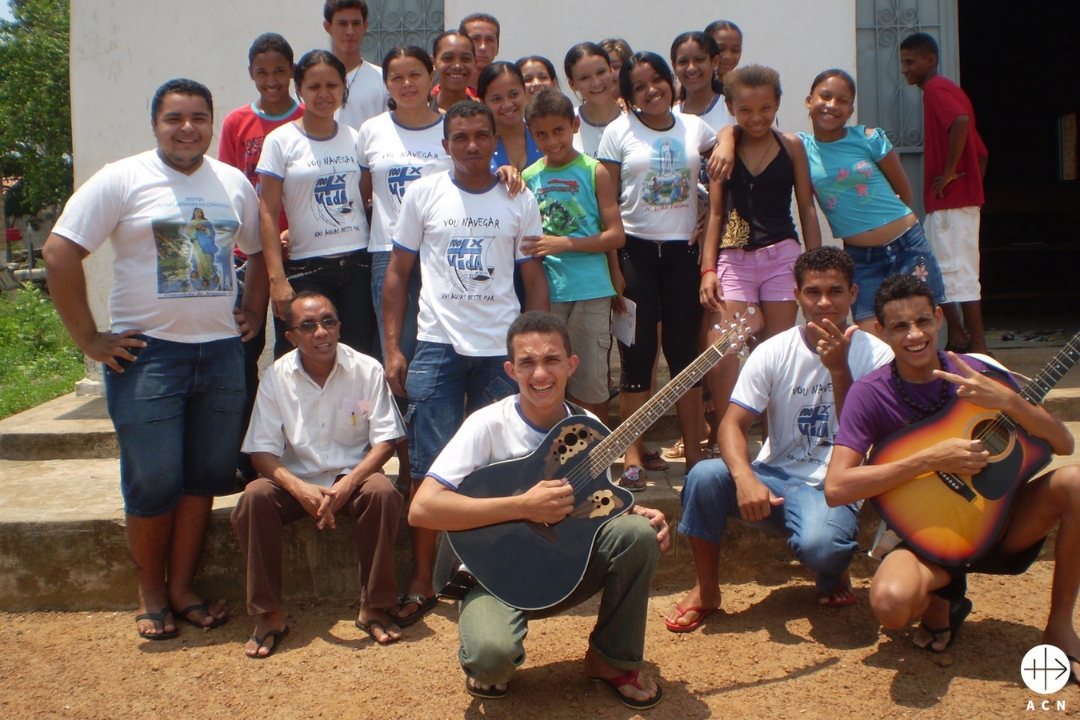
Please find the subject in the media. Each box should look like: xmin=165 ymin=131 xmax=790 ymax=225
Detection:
xmin=664 ymin=603 xmax=717 ymax=633
xmin=618 ymin=465 xmax=647 ymax=491
xmin=466 ymin=677 xmax=508 ymax=699
xmin=356 ymin=618 xmax=401 ymax=645
xmin=249 ymin=626 xmax=289 ymax=659
xmin=915 ymin=597 xmax=972 ymax=652
xmin=135 ymin=608 xmax=178 ymax=641
xmin=175 ymin=600 xmax=228 ymax=629
xmin=393 ymin=593 xmax=439 ymax=627
xmin=590 ymin=670 xmax=664 ymax=710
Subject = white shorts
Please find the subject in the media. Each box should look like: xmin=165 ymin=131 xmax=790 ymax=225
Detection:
xmin=924 ymin=207 xmax=981 ymax=302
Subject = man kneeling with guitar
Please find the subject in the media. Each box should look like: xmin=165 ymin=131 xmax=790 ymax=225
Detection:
xmin=409 ymin=311 xmax=669 ymax=709
xmin=826 ymin=274 xmax=1080 ymax=673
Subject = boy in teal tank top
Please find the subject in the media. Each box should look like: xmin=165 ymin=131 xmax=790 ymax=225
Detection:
xmin=522 ymin=90 xmax=626 ymax=416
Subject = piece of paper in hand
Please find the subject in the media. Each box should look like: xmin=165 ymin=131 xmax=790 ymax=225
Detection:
xmin=611 ymin=298 xmax=637 ymax=346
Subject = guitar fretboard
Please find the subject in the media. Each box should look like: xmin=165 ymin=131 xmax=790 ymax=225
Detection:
xmin=585 ymin=322 xmax=749 ymax=476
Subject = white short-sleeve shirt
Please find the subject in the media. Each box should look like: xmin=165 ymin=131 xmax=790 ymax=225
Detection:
xmin=357 ymin=112 xmax=450 ymax=253
xmin=392 ymin=172 xmax=543 ymax=357
xmin=242 ymin=344 xmax=406 ymax=487
xmin=597 ymin=112 xmax=716 ymax=241
xmin=52 ymin=150 xmax=260 ymax=342
xmin=731 ymin=325 xmax=894 ymax=487
xmin=427 ymin=396 xmax=607 ymax=489
xmin=256 ymin=121 xmax=369 ymax=258
xmin=336 ymin=61 xmax=390 ymax=132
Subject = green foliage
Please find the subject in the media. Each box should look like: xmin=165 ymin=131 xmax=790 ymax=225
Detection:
xmin=0 ymin=283 xmax=84 ymax=419
xmin=0 ymin=0 xmax=73 ymax=227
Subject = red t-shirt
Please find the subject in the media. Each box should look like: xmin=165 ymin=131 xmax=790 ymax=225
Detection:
xmin=922 ymin=75 xmax=988 ymax=212
xmin=218 ymin=100 xmax=305 ymax=240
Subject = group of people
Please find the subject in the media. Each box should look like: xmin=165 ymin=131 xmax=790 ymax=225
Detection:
xmin=40 ymin=0 xmax=1080 ymax=709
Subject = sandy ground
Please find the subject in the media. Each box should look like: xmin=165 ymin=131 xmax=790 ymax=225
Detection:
xmin=1 ymin=555 xmax=1076 ymax=719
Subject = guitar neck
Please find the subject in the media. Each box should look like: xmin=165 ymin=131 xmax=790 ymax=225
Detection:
xmin=1018 ymin=332 xmax=1080 ymax=406
xmin=587 ymin=332 xmax=737 ymax=473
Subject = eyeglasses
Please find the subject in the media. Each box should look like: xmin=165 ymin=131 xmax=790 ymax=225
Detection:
xmin=290 ymin=318 xmax=340 ymax=334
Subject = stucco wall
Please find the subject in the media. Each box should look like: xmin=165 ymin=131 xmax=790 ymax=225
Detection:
xmin=69 ymin=0 xmax=856 ymax=389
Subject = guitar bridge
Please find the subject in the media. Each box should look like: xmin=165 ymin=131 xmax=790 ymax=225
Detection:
xmin=937 ymin=472 xmax=977 ymax=502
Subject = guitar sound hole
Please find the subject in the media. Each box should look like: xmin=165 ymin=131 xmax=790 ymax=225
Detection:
xmin=971 ymin=419 xmax=1011 ymax=457
xmin=564 ymin=432 xmax=578 ymax=445
xmin=557 ymin=444 xmax=567 ymax=455
xmin=578 ymin=429 xmax=589 ymax=439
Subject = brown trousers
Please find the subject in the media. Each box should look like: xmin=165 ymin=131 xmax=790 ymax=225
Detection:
xmin=230 ymin=474 xmax=403 ymax=616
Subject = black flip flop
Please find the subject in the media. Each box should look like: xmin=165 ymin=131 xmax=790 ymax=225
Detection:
xmin=466 ymin=677 xmax=508 ymax=699
xmin=356 ymin=618 xmax=401 ymax=645
xmin=1067 ymin=654 xmax=1080 ymax=687
xmin=135 ymin=608 xmax=178 ymax=641
xmin=393 ymin=593 xmax=439 ymax=628
xmin=250 ymin=626 xmax=289 ymax=659
xmin=175 ymin=600 xmax=228 ymax=629
xmin=916 ymin=597 xmax=973 ymax=652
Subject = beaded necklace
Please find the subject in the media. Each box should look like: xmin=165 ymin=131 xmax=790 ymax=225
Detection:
xmin=891 ymin=353 xmax=950 ymax=418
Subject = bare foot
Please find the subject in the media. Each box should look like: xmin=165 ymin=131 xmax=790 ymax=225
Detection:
xmin=663 ymin=584 xmax=720 ymax=630
xmin=913 ymin=595 xmax=951 ymax=651
xmin=358 ymin=606 xmax=402 ymax=644
xmin=245 ymin=611 xmax=287 ymax=658
xmin=466 ymin=677 xmax=508 ymax=697
xmin=584 ymin=648 xmax=660 ymax=706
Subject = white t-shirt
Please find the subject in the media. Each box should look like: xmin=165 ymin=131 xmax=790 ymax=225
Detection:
xmin=597 ymin=112 xmax=716 ymax=240
xmin=572 ymin=106 xmax=617 ymax=159
xmin=257 ymin=121 xmax=369 ymax=258
xmin=357 ymin=112 xmax=450 ymax=253
xmin=674 ymin=94 xmax=733 ymax=133
xmin=427 ymin=395 xmax=608 ymax=489
xmin=392 ymin=172 xmax=542 ymax=357
xmin=52 ymin=150 xmax=260 ymax=342
xmin=731 ymin=325 xmax=894 ymax=487
xmin=336 ymin=61 xmax=389 ymax=131
xmin=242 ymin=344 xmax=405 ymax=488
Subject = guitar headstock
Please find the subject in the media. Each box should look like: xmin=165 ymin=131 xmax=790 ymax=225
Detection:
xmin=710 ymin=307 xmax=758 ymax=357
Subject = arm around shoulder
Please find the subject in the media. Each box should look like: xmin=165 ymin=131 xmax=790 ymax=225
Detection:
xmin=784 ymin=133 xmax=822 ymax=249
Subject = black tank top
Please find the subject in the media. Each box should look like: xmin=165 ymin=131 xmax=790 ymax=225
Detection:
xmin=720 ymin=130 xmax=799 ymax=251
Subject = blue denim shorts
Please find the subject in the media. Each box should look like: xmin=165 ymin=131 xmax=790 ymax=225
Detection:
xmin=104 ymin=335 xmax=245 ymax=517
xmin=844 ymin=222 xmax=947 ymax=322
xmin=405 ymin=341 xmax=515 ymax=478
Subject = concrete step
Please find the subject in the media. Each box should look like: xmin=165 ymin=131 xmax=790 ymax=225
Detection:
xmin=3 ymin=424 xmax=1077 ymax=612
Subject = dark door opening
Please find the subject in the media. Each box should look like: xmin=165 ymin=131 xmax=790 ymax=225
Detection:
xmin=959 ymin=1 xmax=1080 ymax=314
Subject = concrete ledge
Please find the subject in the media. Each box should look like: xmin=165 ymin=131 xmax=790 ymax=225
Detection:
xmin=0 ymin=394 xmax=117 ymax=460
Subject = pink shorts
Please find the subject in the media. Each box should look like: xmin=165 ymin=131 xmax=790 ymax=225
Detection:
xmin=716 ymin=239 xmax=801 ymax=303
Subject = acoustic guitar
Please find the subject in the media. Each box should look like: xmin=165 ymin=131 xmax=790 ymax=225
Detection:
xmin=870 ymin=332 xmax=1080 ymax=567
xmin=447 ymin=311 xmax=755 ymax=610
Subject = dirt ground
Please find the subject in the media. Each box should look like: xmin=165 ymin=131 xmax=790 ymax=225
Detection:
xmin=1 ymin=555 xmax=1075 ymax=720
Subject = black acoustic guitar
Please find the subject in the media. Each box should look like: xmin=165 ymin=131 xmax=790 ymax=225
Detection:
xmin=447 ymin=312 xmax=755 ymax=610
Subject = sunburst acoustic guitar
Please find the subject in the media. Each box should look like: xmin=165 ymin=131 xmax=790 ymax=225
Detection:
xmin=446 ymin=311 xmax=756 ymax=610
xmin=870 ymin=332 xmax=1080 ymax=567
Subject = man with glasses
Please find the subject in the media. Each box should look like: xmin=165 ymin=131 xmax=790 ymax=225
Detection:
xmin=232 ymin=290 xmax=406 ymax=656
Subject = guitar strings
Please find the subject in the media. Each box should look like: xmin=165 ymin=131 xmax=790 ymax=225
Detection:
xmin=556 ymin=322 xmax=750 ymax=493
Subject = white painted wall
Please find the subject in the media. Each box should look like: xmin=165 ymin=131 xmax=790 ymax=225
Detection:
xmin=69 ymin=0 xmax=855 ymax=390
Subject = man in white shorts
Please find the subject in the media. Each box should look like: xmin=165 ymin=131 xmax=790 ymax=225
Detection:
xmin=900 ymin=32 xmax=989 ymax=354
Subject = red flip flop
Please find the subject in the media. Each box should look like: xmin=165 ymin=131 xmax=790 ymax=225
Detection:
xmin=664 ymin=603 xmax=717 ymax=633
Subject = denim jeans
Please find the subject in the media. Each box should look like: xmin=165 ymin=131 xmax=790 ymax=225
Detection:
xmin=104 ymin=335 xmax=245 ymax=517
xmin=844 ymin=222 xmax=947 ymax=322
xmin=370 ymin=250 xmax=421 ymax=367
xmin=457 ymin=513 xmax=659 ymax=685
xmin=405 ymin=341 xmax=515 ymax=478
xmin=272 ymin=249 xmax=378 ymax=359
xmin=679 ymin=458 xmax=860 ymax=592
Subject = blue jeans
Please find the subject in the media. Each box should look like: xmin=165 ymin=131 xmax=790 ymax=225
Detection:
xmin=370 ymin=250 xmax=421 ymax=367
xmin=844 ymin=222 xmax=947 ymax=322
xmin=679 ymin=459 xmax=860 ymax=592
xmin=272 ymin=249 xmax=378 ymax=359
xmin=405 ymin=341 xmax=515 ymax=478
xmin=458 ymin=514 xmax=658 ymax=685
xmin=104 ymin=335 xmax=245 ymax=517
